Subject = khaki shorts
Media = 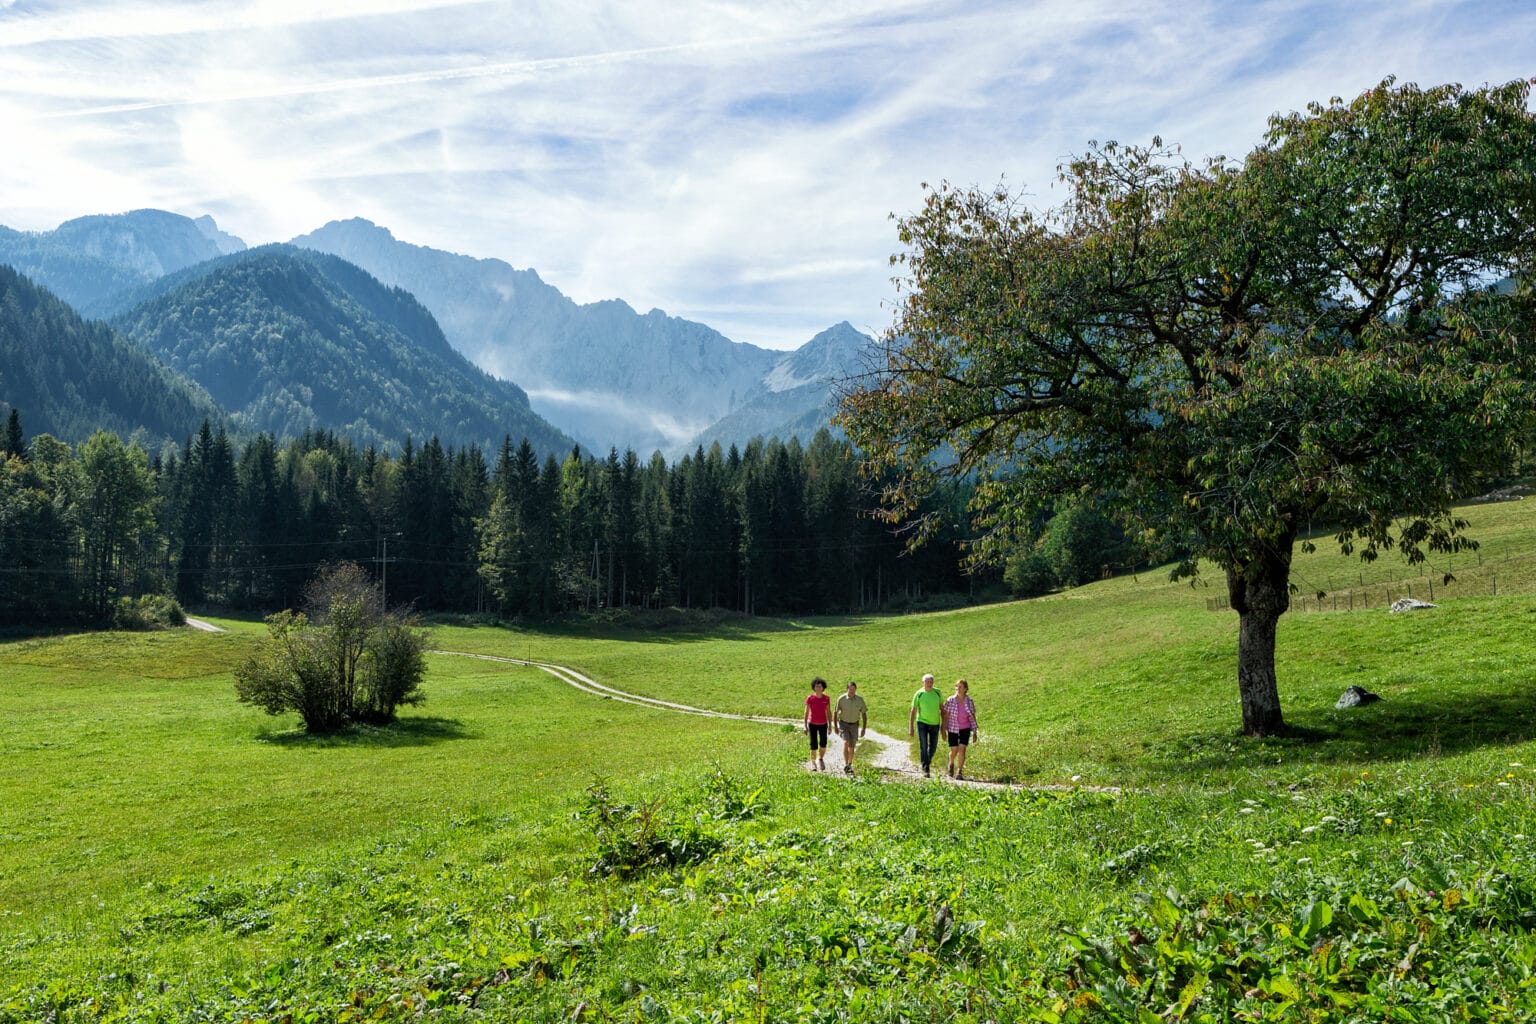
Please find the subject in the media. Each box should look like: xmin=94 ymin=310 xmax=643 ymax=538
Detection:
xmin=838 ymin=721 xmax=862 ymax=745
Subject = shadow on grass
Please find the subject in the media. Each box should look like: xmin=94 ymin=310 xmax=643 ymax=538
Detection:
xmin=256 ymin=715 xmax=472 ymax=748
xmin=1145 ymin=689 xmax=1536 ymax=780
xmin=430 ymin=609 xmax=884 ymax=645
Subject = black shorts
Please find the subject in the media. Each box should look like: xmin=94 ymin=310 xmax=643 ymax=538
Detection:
xmin=947 ymin=729 xmax=972 ymax=747
xmin=808 ymin=723 xmax=828 ymax=749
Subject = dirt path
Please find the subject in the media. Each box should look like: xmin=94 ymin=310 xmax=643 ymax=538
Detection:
xmin=433 ymin=652 xmax=1121 ymax=793
xmin=183 ymin=622 xmax=1074 ymax=789
xmin=435 ymin=651 xmax=921 ymax=778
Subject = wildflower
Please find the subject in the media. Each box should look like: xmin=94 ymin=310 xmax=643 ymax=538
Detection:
xmin=1297 ymin=857 xmax=1312 ymax=864
xmin=1301 ymin=826 xmax=1317 ymax=834
xmin=1384 ymin=818 xmax=1393 ymax=825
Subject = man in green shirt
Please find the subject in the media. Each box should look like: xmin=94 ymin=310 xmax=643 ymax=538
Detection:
xmin=908 ymin=673 xmax=943 ymax=777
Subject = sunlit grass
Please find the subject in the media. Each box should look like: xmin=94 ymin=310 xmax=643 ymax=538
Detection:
xmin=5 ymin=496 xmax=1536 ymax=1018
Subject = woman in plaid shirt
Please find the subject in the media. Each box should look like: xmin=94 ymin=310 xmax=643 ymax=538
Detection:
xmin=942 ymin=679 xmax=980 ymax=779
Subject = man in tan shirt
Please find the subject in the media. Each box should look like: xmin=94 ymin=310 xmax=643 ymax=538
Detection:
xmin=834 ymin=680 xmax=868 ymax=775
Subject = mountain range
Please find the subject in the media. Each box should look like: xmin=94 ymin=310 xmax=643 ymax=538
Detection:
xmin=1 ymin=209 xmax=873 ymax=455
xmin=290 ymin=218 xmax=873 ymax=454
xmin=0 ymin=209 xmax=243 ymax=317
xmin=109 ymin=245 xmax=573 ymax=454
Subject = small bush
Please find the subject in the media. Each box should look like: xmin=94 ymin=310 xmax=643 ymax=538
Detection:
xmin=701 ymin=767 xmax=767 ymax=822
xmin=1004 ymin=549 xmax=1057 ymax=597
xmin=111 ymin=594 xmax=186 ymax=630
xmin=234 ymin=563 xmax=430 ymax=732
xmin=582 ymin=778 xmax=723 ymax=877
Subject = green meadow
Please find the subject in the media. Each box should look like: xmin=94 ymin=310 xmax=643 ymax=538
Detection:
xmin=5 ymin=498 xmax=1536 ymax=1021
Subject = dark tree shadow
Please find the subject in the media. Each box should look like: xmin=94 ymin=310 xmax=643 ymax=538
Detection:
xmin=256 ymin=716 xmax=472 ymax=748
xmin=1144 ymin=687 xmax=1536 ymax=781
xmin=479 ymin=611 xmax=882 ymax=646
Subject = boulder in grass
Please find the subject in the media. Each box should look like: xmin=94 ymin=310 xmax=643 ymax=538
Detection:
xmin=1389 ymin=598 xmax=1437 ymax=613
xmin=1336 ymin=685 xmax=1382 ymax=709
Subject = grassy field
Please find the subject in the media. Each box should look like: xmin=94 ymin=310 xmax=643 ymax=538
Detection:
xmin=4 ymin=498 xmax=1536 ymax=1020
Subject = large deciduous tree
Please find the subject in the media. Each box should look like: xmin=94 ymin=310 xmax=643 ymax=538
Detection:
xmin=839 ymin=78 xmax=1536 ymax=736
xmin=79 ymin=430 xmax=160 ymax=619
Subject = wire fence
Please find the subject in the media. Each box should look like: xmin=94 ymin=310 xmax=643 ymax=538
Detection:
xmin=1204 ymin=541 xmax=1536 ymax=613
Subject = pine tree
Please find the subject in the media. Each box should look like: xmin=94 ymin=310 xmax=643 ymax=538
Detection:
xmin=2 ymin=408 xmax=23 ymax=460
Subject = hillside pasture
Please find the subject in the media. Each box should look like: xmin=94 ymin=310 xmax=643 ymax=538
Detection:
xmin=4 ymin=497 xmax=1536 ymax=1020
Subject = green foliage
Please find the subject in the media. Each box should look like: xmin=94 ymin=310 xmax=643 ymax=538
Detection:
xmin=13 ymin=534 xmax=1536 ymax=1018
xmin=1039 ymin=498 xmax=1137 ymax=588
xmin=580 ymin=776 xmax=724 ymax=878
xmin=79 ymin=431 xmax=161 ymax=619
xmin=0 ymin=265 xmax=219 ymax=445
xmin=360 ymin=615 xmax=429 ymax=723
xmin=0 ymin=222 xmax=151 ymax=314
xmin=233 ymin=563 xmax=430 ymax=731
xmin=109 ymin=594 xmax=185 ymax=630
xmin=701 ymin=764 xmax=768 ymax=822
xmin=842 ymin=78 xmax=1536 ymax=736
xmin=110 ymin=246 xmax=573 ymax=455
xmin=1004 ymin=546 xmax=1058 ymax=597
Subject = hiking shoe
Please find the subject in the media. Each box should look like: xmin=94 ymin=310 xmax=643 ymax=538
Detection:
xmin=958 ymin=771 xmax=966 ymax=781
xmin=948 ymin=765 xmax=956 ymax=778
xmin=844 ymin=764 xmax=853 ymax=775
xmin=923 ymin=768 xmax=931 ymax=777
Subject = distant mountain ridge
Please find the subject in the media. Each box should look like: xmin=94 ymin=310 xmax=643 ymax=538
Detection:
xmin=289 ymin=218 xmax=879 ymax=453
xmin=0 ymin=209 xmax=246 ymax=315
xmin=110 ymin=245 xmax=574 ymax=455
xmin=687 ymin=322 xmax=873 ymax=453
xmin=0 ymin=207 xmax=873 ymax=455
xmin=0 ymin=265 xmax=222 ymax=445
xmin=290 ymin=218 xmax=783 ymax=453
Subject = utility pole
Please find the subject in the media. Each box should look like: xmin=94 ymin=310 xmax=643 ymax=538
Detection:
xmin=375 ymin=533 xmax=399 ymax=610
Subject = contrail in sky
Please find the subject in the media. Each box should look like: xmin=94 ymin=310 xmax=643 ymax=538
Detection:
xmin=30 ymin=33 xmax=800 ymax=120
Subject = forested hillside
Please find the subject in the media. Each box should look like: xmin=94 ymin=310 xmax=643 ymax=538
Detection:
xmin=0 ymin=415 xmax=985 ymax=625
xmin=0 ymin=265 xmax=221 ymax=444
xmin=110 ymin=246 xmax=574 ymax=455
xmin=291 ymin=218 xmax=783 ymax=452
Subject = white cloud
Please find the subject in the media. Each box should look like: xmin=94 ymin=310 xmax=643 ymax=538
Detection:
xmin=1 ymin=0 xmax=1533 ymax=348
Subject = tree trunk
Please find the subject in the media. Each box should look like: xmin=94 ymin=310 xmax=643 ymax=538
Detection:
xmin=1226 ymin=531 xmax=1295 ymax=737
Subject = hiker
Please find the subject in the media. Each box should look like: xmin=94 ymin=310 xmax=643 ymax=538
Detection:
xmin=908 ymin=673 xmax=943 ymax=777
xmin=804 ymin=677 xmax=831 ymax=771
xmin=943 ymin=678 xmax=980 ymax=780
xmin=834 ymin=680 xmax=868 ymax=774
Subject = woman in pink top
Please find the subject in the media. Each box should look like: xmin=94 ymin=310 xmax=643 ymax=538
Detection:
xmin=942 ymin=678 xmax=980 ymax=779
xmin=803 ymin=677 xmax=831 ymax=771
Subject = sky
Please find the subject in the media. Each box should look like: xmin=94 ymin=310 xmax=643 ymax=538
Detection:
xmin=1 ymin=1 xmax=1533 ymax=351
